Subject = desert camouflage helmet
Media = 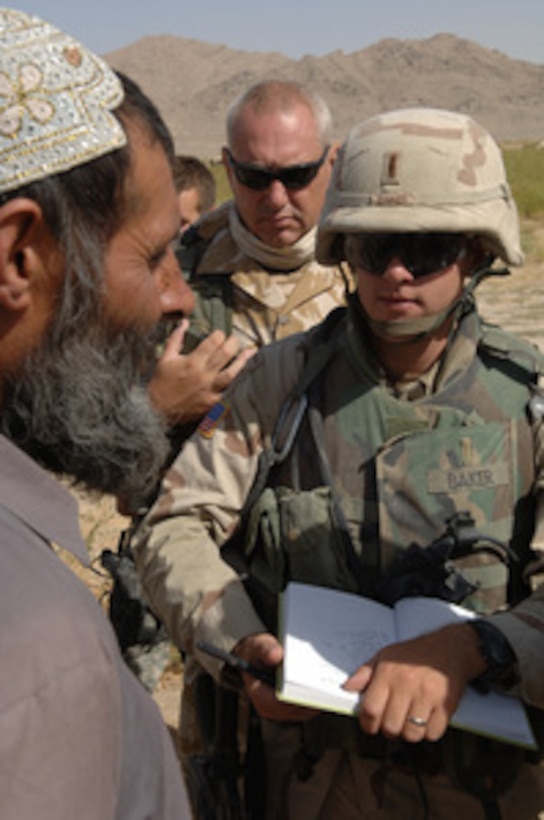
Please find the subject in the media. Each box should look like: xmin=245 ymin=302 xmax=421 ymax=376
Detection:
xmin=316 ymin=107 xmax=523 ymax=267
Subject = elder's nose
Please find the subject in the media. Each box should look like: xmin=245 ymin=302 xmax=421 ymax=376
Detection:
xmin=154 ymin=249 xmax=196 ymax=317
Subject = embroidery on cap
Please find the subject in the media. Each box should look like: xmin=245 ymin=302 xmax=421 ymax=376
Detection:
xmin=63 ymin=46 xmax=82 ymax=67
xmin=0 ymin=8 xmax=126 ymax=193
xmin=198 ymin=402 xmax=229 ymax=439
xmin=0 ymin=64 xmax=54 ymax=138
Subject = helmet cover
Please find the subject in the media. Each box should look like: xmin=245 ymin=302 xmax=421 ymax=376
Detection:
xmin=317 ymin=107 xmax=523 ymax=267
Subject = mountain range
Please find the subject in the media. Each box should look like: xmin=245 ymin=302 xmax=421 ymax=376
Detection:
xmin=105 ymin=33 xmax=544 ymax=158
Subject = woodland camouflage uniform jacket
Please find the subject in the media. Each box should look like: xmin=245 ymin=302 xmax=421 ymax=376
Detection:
xmin=134 ymin=299 xmax=544 ymax=710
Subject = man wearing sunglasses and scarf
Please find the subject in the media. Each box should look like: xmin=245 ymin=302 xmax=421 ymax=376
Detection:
xmin=179 ymin=79 xmax=353 ymax=354
xmin=135 ymin=107 xmax=544 ymax=818
xmin=166 ymin=80 xmax=351 ymax=810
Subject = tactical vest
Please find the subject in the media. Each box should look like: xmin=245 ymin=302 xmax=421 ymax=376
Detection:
xmin=237 ymin=305 xmax=543 ymax=629
xmin=176 ymin=229 xmax=234 ymax=349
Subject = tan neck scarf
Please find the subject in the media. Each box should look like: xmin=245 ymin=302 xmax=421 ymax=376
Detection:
xmin=229 ymin=205 xmax=317 ymax=271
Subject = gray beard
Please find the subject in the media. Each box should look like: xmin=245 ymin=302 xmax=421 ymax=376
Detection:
xmin=1 ymin=324 xmax=170 ymax=511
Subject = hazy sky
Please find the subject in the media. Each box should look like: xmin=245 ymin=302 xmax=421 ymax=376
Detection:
xmin=12 ymin=0 xmax=544 ymax=66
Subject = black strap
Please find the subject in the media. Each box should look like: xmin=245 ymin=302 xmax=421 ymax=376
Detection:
xmin=306 ymin=380 xmax=370 ymax=596
xmin=241 ymin=308 xmax=347 ymax=516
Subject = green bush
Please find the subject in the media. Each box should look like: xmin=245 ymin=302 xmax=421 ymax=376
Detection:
xmin=209 ymin=161 xmax=231 ymax=204
xmin=503 ymin=144 xmax=544 ymax=219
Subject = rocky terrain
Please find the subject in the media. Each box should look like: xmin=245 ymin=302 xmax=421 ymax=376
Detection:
xmin=105 ymin=32 xmax=544 ymax=157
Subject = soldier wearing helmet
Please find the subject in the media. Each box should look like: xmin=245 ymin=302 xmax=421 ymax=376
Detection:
xmin=134 ymin=108 xmax=544 ymax=818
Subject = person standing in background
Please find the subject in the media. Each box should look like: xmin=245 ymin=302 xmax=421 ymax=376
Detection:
xmin=173 ymin=154 xmax=217 ymax=234
xmin=179 ymin=79 xmax=353 ymax=353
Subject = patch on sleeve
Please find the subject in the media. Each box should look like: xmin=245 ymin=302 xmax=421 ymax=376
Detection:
xmin=197 ymin=401 xmax=230 ymax=439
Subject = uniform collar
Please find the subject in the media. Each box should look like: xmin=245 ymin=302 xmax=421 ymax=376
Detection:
xmin=228 ymin=203 xmax=317 ymax=271
xmin=345 ymin=296 xmax=481 ymax=398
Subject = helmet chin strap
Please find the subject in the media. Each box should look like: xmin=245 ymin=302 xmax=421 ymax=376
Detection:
xmin=354 ymin=266 xmax=511 ymax=344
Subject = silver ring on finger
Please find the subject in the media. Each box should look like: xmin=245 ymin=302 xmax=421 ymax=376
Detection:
xmin=406 ymin=715 xmax=428 ymax=727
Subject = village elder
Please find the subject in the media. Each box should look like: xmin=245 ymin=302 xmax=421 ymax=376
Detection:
xmin=0 ymin=9 xmax=193 ymax=818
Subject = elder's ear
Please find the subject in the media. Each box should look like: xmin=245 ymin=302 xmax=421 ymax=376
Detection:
xmin=0 ymin=198 xmax=48 ymax=311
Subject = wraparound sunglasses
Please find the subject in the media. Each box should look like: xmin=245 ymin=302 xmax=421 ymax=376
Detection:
xmin=351 ymin=233 xmax=469 ymax=278
xmin=226 ymin=145 xmax=330 ymax=191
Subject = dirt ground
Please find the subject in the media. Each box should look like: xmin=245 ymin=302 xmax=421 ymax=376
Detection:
xmin=72 ymin=233 xmax=544 ymax=741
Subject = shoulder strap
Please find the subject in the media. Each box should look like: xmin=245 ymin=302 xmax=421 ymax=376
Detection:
xmin=176 ymin=225 xmax=209 ymax=282
xmin=480 ymin=322 xmax=544 ymax=379
xmin=470 ymin=267 xmax=544 ymax=378
xmin=177 ymin=228 xmax=234 ymax=341
xmin=242 ymin=307 xmax=347 ymax=515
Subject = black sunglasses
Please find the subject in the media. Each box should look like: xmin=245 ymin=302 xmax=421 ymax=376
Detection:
xmin=226 ymin=145 xmax=330 ymax=191
xmin=351 ymin=233 xmax=469 ymax=279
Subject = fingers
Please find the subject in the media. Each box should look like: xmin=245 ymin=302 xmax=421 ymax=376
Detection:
xmin=350 ymin=629 xmax=472 ymax=743
xmin=161 ymin=318 xmax=189 ymax=358
xmin=221 ymin=345 xmax=256 ymax=381
xmin=244 ymin=674 xmax=318 ymax=722
xmin=208 ymin=351 xmax=253 ymax=392
xmin=361 ymin=687 xmax=446 ymax=742
xmin=189 ymin=330 xmax=251 ymax=373
xmin=203 ymin=332 xmax=242 ymax=373
xmin=404 ymin=709 xmax=446 ymax=742
xmin=359 ymin=656 xmax=451 ymax=741
xmin=358 ymin=668 xmax=449 ymax=742
xmin=233 ymin=633 xmax=318 ymax=722
xmin=190 ymin=332 xmax=253 ymax=395
xmin=192 ymin=328 xmax=228 ymax=359
xmin=150 ymin=326 xmax=253 ymax=423
xmin=234 ymin=632 xmax=283 ymax=668
xmin=162 ymin=324 xmax=254 ymax=385
xmin=343 ymin=663 xmax=372 ymax=693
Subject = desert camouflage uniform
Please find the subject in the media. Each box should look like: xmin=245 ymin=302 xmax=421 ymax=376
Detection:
xmin=134 ymin=296 xmax=544 ymax=818
xmin=171 ymin=197 xmax=353 ymax=804
xmin=122 ymin=201 xmax=352 ymax=701
xmin=179 ymin=200 xmax=353 ymax=350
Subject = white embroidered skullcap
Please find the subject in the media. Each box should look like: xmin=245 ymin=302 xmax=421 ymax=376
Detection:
xmin=0 ymin=8 xmax=127 ymax=194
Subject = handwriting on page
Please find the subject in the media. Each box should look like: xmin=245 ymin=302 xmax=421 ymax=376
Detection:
xmin=287 ymin=626 xmax=391 ymax=694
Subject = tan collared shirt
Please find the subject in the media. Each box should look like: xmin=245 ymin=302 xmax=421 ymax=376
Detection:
xmin=0 ymin=436 xmax=191 ymax=820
